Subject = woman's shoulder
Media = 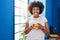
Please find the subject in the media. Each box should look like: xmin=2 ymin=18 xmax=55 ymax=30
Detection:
xmin=40 ymin=16 xmax=47 ymax=19
xmin=40 ymin=16 xmax=48 ymax=22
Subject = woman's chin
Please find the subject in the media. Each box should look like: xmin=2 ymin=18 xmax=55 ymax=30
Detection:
xmin=34 ymin=15 xmax=38 ymax=16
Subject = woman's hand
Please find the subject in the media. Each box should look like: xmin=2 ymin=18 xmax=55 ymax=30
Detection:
xmin=31 ymin=23 xmax=44 ymax=30
xmin=24 ymin=23 xmax=33 ymax=34
xmin=37 ymin=23 xmax=45 ymax=29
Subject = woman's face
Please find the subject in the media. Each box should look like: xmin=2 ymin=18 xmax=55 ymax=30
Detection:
xmin=32 ymin=7 xmax=40 ymax=16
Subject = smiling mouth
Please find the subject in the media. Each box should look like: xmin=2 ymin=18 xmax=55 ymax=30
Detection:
xmin=34 ymin=13 xmax=38 ymax=14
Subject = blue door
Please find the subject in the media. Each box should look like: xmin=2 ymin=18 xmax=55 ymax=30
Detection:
xmin=0 ymin=0 xmax=14 ymax=40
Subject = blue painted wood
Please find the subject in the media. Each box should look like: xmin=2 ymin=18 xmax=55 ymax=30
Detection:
xmin=46 ymin=0 xmax=60 ymax=33
xmin=46 ymin=0 xmax=53 ymax=27
xmin=0 ymin=0 xmax=14 ymax=40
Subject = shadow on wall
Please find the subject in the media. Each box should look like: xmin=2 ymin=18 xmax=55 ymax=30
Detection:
xmin=49 ymin=25 xmax=57 ymax=34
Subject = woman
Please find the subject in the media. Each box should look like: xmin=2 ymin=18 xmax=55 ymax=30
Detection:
xmin=24 ymin=1 xmax=50 ymax=40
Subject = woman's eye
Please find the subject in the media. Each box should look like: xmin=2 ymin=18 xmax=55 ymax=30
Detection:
xmin=33 ymin=9 xmax=35 ymax=10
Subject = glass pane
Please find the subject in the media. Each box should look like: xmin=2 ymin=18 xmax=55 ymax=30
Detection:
xmin=15 ymin=0 xmax=20 ymax=7
xmin=20 ymin=0 xmax=28 ymax=9
xmin=20 ymin=9 xmax=27 ymax=16
xmin=15 ymin=16 xmax=20 ymax=24
xmin=19 ymin=23 xmax=26 ymax=31
xmin=15 ymin=25 xmax=20 ymax=33
xmin=20 ymin=17 xmax=27 ymax=23
xmin=15 ymin=33 xmax=20 ymax=40
xmin=15 ymin=8 xmax=20 ymax=15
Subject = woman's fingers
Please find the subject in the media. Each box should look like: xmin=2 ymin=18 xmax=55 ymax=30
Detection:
xmin=37 ymin=23 xmax=43 ymax=29
xmin=30 ymin=23 xmax=43 ymax=29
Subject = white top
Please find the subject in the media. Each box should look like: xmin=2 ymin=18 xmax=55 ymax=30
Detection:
xmin=26 ymin=16 xmax=48 ymax=40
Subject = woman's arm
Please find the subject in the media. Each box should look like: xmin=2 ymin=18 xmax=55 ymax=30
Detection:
xmin=24 ymin=23 xmax=32 ymax=34
xmin=41 ymin=22 xmax=50 ymax=34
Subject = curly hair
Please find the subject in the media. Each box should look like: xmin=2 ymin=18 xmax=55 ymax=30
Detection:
xmin=28 ymin=1 xmax=44 ymax=14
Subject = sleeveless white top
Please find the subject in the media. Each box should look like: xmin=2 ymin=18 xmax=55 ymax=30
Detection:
xmin=26 ymin=16 xmax=48 ymax=40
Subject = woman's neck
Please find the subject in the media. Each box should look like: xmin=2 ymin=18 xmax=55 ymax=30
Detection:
xmin=33 ymin=16 xmax=39 ymax=18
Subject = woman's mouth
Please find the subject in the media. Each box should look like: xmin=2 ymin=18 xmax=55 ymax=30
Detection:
xmin=34 ymin=13 xmax=38 ymax=14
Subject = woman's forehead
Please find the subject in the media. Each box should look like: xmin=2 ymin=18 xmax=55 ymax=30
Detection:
xmin=32 ymin=7 xmax=39 ymax=8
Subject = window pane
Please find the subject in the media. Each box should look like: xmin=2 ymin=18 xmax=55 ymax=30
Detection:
xmin=19 ymin=17 xmax=27 ymax=23
xmin=15 ymin=0 xmax=20 ymax=7
xmin=15 ymin=33 xmax=20 ymax=40
xmin=15 ymin=25 xmax=20 ymax=33
xmin=15 ymin=16 xmax=20 ymax=24
xmin=19 ymin=23 xmax=26 ymax=31
xmin=20 ymin=0 xmax=28 ymax=9
xmin=20 ymin=9 xmax=27 ymax=17
xmin=15 ymin=8 xmax=20 ymax=15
